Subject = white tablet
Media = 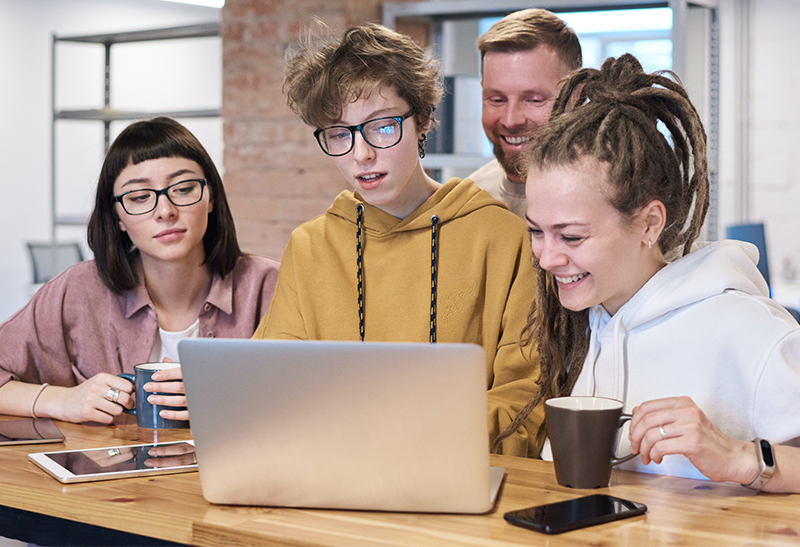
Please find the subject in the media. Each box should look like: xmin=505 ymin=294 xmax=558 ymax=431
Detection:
xmin=0 ymin=418 xmax=65 ymax=446
xmin=29 ymin=440 xmax=197 ymax=483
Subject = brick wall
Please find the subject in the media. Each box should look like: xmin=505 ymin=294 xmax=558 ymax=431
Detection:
xmin=221 ymin=0 xmax=424 ymax=261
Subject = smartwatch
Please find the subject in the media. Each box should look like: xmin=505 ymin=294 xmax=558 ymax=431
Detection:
xmin=741 ymin=438 xmax=775 ymax=491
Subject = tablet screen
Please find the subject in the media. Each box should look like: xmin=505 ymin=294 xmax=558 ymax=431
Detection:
xmin=50 ymin=441 xmax=195 ymax=475
xmin=29 ymin=440 xmax=197 ymax=483
xmin=0 ymin=418 xmax=64 ymax=445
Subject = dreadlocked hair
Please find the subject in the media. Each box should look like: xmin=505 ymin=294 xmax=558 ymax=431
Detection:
xmin=491 ymin=53 xmax=709 ymax=454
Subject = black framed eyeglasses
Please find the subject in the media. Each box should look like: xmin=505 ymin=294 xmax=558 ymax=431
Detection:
xmin=314 ymin=111 xmax=415 ymax=157
xmin=114 ymin=179 xmax=207 ymax=216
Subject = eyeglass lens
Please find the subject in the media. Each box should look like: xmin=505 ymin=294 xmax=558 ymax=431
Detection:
xmin=318 ymin=117 xmax=403 ymax=156
xmin=119 ymin=180 xmax=205 ymax=215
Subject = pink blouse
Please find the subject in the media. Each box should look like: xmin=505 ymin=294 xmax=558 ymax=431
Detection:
xmin=0 ymin=254 xmax=279 ymax=387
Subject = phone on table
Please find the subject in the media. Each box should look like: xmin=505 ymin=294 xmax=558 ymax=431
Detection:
xmin=504 ymin=494 xmax=647 ymax=534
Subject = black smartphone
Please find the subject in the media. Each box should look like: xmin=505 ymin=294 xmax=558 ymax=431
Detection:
xmin=504 ymin=494 xmax=647 ymax=534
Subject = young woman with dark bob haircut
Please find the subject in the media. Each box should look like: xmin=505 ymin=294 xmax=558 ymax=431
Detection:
xmin=0 ymin=117 xmax=279 ymax=424
xmin=497 ymin=54 xmax=800 ymax=492
xmin=254 ymin=23 xmax=541 ymax=456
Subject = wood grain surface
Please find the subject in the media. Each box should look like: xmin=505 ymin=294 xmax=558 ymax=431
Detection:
xmin=0 ymin=415 xmax=797 ymax=547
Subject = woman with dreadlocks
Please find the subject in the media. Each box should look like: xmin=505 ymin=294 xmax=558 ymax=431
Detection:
xmin=497 ymin=53 xmax=800 ymax=492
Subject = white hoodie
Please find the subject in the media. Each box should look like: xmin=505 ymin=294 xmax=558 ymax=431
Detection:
xmin=566 ymin=240 xmax=800 ymax=480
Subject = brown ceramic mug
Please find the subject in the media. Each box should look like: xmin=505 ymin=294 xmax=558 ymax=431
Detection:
xmin=545 ymin=396 xmax=636 ymax=488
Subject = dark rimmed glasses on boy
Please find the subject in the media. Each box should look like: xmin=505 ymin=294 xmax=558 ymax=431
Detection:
xmin=314 ymin=111 xmax=415 ymax=157
xmin=114 ymin=179 xmax=207 ymax=216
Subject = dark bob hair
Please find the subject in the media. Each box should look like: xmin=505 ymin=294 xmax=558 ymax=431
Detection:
xmin=87 ymin=117 xmax=241 ymax=294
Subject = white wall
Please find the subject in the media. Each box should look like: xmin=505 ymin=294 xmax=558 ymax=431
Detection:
xmin=0 ymin=0 xmax=220 ymax=321
xmin=747 ymin=0 xmax=800 ymax=282
xmin=716 ymin=0 xmax=800 ymax=285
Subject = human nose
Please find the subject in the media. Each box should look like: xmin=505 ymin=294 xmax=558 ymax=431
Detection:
xmin=152 ymin=190 xmax=178 ymax=220
xmin=501 ymin=99 xmax=525 ymax=130
xmin=534 ymin=236 xmax=568 ymax=271
xmin=352 ymin=130 xmax=376 ymax=163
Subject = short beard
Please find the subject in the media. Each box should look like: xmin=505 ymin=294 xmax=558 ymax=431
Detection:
xmin=493 ymin=140 xmax=529 ymax=183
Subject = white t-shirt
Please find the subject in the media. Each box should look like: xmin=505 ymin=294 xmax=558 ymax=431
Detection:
xmin=466 ymin=159 xmax=527 ymax=219
xmin=149 ymin=319 xmax=200 ymax=363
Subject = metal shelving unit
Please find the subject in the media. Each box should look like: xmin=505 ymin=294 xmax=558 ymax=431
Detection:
xmin=50 ymin=22 xmax=221 ymax=239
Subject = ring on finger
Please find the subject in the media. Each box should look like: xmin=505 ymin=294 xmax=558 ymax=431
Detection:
xmin=659 ymin=424 xmax=669 ymax=441
xmin=106 ymin=387 xmax=121 ymax=403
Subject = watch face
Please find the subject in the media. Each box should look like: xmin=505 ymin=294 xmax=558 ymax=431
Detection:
xmin=759 ymin=439 xmax=775 ymax=467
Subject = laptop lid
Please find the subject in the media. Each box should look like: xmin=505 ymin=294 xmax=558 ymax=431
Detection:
xmin=179 ymin=339 xmax=500 ymax=513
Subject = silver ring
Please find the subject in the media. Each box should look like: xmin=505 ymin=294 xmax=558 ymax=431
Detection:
xmin=108 ymin=448 xmax=121 ymax=457
xmin=659 ymin=425 xmax=669 ymax=441
xmin=106 ymin=388 xmax=121 ymax=403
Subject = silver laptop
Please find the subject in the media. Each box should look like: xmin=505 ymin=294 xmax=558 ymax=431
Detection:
xmin=178 ymin=339 xmax=504 ymax=513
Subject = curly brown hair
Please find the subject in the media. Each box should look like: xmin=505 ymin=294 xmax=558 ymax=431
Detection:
xmin=492 ymin=53 xmax=709 ymax=453
xmin=283 ymin=22 xmax=443 ymax=131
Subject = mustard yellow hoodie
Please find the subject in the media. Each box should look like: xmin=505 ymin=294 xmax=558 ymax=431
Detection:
xmin=254 ymin=178 xmax=542 ymax=457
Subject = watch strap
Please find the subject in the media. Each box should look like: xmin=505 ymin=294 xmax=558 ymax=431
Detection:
xmin=741 ymin=438 xmax=775 ymax=491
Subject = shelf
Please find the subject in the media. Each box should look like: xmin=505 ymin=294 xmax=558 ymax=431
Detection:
xmin=56 ymin=108 xmax=220 ymax=122
xmin=51 ymin=22 xmax=221 ymax=236
xmin=54 ymin=23 xmax=219 ymax=45
xmin=422 ymin=153 xmax=491 ymax=170
xmin=54 ymin=216 xmax=89 ymax=226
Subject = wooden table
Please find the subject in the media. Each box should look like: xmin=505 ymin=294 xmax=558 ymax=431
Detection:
xmin=0 ymin=415 xmax=798 ymax=546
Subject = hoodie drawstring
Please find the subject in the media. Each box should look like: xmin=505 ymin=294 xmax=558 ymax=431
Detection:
xmin=354 ymin=205 xmax=440 ymax=343
xmin=429 ymin=215 xmax=439 ymax=343
xmin=588 ymin=308 xmax=602 ymax=396
xmin=356 ymin=204 xmax=365 ymax=341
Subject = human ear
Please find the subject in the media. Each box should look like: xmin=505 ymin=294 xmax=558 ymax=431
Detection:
xmin=117 ymin=210 xmax=128 ymax=233
xmin=418 ymin=116 xmax=432 ymax=139
xmin=640 ymin=200 xmax=666 ymax=247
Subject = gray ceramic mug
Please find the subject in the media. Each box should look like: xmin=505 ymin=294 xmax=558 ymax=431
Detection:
xmin=118 ymin=363 xmax=189 ymax=429
xmin=545 ymin=396 xmax=636 ymax=488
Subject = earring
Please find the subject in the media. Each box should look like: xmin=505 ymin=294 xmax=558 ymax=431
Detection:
xmin=418 ymin=134 xmax=427 ymax=159
xmin=648 ymin=239 xmax=652 ymax=249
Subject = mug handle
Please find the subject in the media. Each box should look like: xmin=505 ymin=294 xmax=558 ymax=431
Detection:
xmin=611 ymin=413 xmax=637 ymax=465
xmin=117 ymin=373 xmax=136 ymax=416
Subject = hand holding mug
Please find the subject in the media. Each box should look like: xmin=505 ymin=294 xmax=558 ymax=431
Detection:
xmin=46 ymin=373 xmax=134 ymax=425
xmin=144 ymin=359 xmax=189 ymax=422
xmin=118 ymin=363 xmax=189 ymax=429
xmin=629 ymin=396 xmax=757 ymax=484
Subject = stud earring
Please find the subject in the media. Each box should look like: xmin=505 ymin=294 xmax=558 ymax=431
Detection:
xmin=418 ymin=134 xmax=427 ymax=159
xmin=648 ymin=239 xmax=652 ymax=249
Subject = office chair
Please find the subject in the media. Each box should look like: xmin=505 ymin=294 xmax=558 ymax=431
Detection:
xmin=26 ymin=242 xmax=84 ymax=284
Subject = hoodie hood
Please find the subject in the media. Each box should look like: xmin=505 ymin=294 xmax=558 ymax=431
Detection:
xmin=326 ymin=177 xmax=506 ymax=235
xmin=580 ymin=239 xmax=770 ymax=401
xmin=592 ymin=239 xmax=768 ymax=332
xmin=564 ymin=239 xmax=798 ymax=481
